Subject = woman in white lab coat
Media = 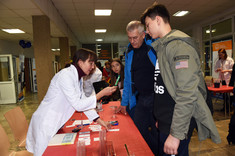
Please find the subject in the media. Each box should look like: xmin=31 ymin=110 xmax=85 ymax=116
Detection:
xmin=26 ymin=48 xmax=117 ymax=156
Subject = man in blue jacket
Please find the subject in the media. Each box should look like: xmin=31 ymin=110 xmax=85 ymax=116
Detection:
xmin=117 ymin=20 xmax=158 ymax=155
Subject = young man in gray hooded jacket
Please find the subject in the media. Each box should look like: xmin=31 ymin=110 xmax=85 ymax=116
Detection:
xmin=141 ymin=3 xmax=221 ymax=156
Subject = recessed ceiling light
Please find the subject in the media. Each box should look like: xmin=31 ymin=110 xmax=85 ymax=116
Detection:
xmin=2 ymin=29 xmax=25 ymax=34
xmin=96 ymin=39 xmax=103 ymax=42
xmin=206 ymin=30 xmax=210 ymax=33
xmin=211 ymin=29 xmax=216 ymax=33
xmin=95 ymin=29 xmax=107 ymax=33
xmin=51 ymin=48 xmax=60 ymax=51
xmin=94 ymin=9 xmax=112 ymax=16
xmin=173 ymin=11 xmax=190 ymax=17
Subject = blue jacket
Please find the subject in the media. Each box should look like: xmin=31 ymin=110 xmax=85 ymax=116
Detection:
xmin=121 ymin=38 xmax=156 ymax=110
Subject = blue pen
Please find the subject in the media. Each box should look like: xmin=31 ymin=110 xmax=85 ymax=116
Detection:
xmin=77 ymin=123 xmax=90 ymax=127
xmin=110 ymin=121 xmax=118 ymax=126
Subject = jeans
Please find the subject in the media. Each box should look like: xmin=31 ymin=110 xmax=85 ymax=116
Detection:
xmin=159 ymin=131 xmax=190 ymax=156
xmin=133 ymin=93 xmax=159 ymax=155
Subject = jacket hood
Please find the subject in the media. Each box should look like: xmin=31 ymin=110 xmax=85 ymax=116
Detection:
xmin=152 ymin=29 xmax=201 ymax=58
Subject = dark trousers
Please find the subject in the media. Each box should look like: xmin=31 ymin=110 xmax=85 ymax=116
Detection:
xmin=159 ymin=131 xmax=190 ymax=156
xmin=133 ymin=93 xmax=159 ymax=155
xmin=126 ymin=105 xmax=135 ymax=120
xmin=222 ymin=80 xmax=232 ymax=112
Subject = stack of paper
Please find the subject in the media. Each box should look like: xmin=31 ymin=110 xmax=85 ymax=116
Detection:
xmin=48 ymin=133 xmax=77 ymax=146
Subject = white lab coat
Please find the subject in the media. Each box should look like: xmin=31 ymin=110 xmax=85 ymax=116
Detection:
xmin=26 ymin=65 xmax=99 ymax=156
xmin=83 ymin=67 xmax=102 ymax=97
xmin=214 ymin=56 xmax=234 ymax=82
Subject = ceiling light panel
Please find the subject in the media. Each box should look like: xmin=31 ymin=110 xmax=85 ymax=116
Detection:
xmin=96 ymin=39 xmax=103 ymax=41
xmin=2 ymin=29 xmax=25 ymax=34
xmin=94 ymin=9 xmax=112 ymax=16
xmin=173 ymin=11 xmax=190 ymax=17
xmin=95 ymin=29 xmax=107 ymax=33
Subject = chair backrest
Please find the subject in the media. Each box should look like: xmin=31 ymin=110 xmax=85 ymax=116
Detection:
xmin=205 ymin=76 xmax=213 ymax=86
xmin=0 ymin=124 xmax=10 ymax=156
xmin=4 ymin=106 xmax=28 ymax=142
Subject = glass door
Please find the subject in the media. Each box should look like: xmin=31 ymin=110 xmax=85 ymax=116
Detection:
xmin=0 ymin=54 xmax=16 ymax=104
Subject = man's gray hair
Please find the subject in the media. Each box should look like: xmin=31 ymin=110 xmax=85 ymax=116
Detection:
xmin=126 ymin=20 xmax=145 ymax=33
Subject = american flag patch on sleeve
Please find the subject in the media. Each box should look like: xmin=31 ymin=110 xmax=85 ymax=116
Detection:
xmin=175 ymin=60 xmax=188 ymax=69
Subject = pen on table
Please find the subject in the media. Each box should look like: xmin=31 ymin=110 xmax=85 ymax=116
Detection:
xmin=124 ymin=144 xmax=130 ymax=156
xmin=77 ymin=124 xmax=90 ymax=127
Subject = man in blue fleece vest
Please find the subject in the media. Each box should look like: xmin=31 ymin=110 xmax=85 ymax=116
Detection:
xmin=117 ymin=20 xmax=158 ymax=155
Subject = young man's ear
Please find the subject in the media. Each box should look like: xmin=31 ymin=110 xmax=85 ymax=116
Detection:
xmin=156 ymin=16 xmax=161 ymax=25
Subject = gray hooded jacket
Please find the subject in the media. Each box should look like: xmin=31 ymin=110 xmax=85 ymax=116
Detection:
xmin=152 ymin=29 xmax=221 ymax=143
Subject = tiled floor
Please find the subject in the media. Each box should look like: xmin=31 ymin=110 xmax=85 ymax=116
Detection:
xmin=0 ymin=92 xmax=235 ymax=155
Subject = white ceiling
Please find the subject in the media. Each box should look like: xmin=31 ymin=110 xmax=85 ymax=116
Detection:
xmin=0 ymin=0 xmax=235 ymax=49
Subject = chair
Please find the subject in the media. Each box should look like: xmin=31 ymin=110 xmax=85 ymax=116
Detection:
xmin=204 ymin=76 xmax=213 ymax=86
xmin=4 ymin=107 xmax=28 ymax=147
xmin=0 ymin=124 xmax=32 ymax=156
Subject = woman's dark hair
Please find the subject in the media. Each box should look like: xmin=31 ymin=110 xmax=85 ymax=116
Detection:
xmin=95 ymin=61 xmax=102 ymax=68
xmin=218 ymin=48 xmax=227 ymax=59
xmin=110 ymin=58 xmax=124 ymax=89
xmin=72 ymin=48 xmax=97 ymax=64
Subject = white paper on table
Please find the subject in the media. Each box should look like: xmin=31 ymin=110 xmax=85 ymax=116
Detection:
xmin=48 ymin=133 xmax=77 ymax=146
xmin=78 ymin=136 xmax=91 ymax=145
xmin=89 ymin=125 xmax=102 ymax=132
xmin=108 ymin=129 xmax=120 ymax=132
xmin=73 ymin=120 xmax=91 ymax=125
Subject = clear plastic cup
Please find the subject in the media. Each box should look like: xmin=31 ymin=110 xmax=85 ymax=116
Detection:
xmin=77 ymin=139 xmax=86 ymax=156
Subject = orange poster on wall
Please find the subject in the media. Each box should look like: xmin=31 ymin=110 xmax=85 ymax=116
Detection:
xmin=212 ymin=40 xmax=232 ymax=51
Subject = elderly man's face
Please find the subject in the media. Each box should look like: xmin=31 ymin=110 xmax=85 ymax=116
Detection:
xmin=127 ymin=29 xmax=145 ymax=49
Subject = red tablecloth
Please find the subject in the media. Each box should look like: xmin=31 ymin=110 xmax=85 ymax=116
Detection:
xmin=207 ymin=85 xmax=233 ymax=93
xmin=208 ymin=85 xmax=233 ymax=117
xmin=43 ymin=101 xmax=153 ymax=156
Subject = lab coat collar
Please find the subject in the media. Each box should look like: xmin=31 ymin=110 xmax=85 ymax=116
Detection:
xmin=72 ymin=63 xmax=86 ymax=80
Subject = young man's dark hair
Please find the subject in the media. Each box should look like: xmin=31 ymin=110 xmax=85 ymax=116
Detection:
xmin=140 ymin=4 xmax=170 ymax=25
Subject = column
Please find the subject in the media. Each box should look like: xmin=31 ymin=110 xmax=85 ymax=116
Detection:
xmin=70 ymin=46 xmax=77 ymax=60
xmin=59 ymin=37 xmax=70 ymax=68
xmin=32 ymin=15 xmax=54 ymax=102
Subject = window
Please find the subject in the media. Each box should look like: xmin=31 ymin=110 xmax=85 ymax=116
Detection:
xmin=211 ymin=18 xmax=232 ymax=37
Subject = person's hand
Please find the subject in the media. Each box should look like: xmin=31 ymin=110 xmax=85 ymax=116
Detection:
xmin=96 ymin=86 xmax=117 ymax=100
xmin=116 ymin=105 xmax=127 ymax=115
xmin=216 ymin=68 xmax=222 ymax=72
xmin=96 ymin=118 xmax=111 ymax=130
xmin=155 ymin=121 xmax=158 ymax=128
xmin=164 ymin=134 xmax=180 ymax=155
xmin=103 ymin=86 xmax=117 ymax=96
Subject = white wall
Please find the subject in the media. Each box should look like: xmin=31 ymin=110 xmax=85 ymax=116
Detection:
xmin=0 ymin=39 xmax=34 ymax=58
